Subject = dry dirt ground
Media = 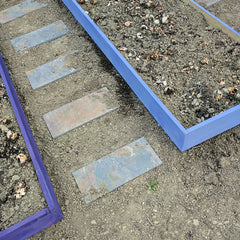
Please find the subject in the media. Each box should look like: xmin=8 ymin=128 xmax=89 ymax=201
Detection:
xmin=0 ymin=0 xmax=240 ymax=239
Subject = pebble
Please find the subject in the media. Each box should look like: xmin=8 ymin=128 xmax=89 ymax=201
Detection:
xmin=146 ymin=2 xmax=152 ymax=8
xmin=154 ymin=19 xmax=160 ymax=25
xmin=0 ymin=124 xmax=8 ymax=132
xmin=12 ymin=175 xmax=19 ymax=181
xmin=6 ymin=130 xmax=18 ymax=140
xmin=205 ymin=26 xmax=214 ymax=31
xmin=17 ymin=154 xmax=28 ymax=166
xmin=8 ymin=168 xmax=15 ymax=176
xmin=164 ymin=87 xmax=174 ymax=95
xmin=0 ymin=190 xmax=8 ymax=203
xmin=140 ymin=25 xmax=148 ymax=30
xmin=23 ymin=207 xmax=29 ymax=213
xmin=136 ymin=32 xmax=143 ymax=39
xmin=204 ymin=172 xmax=218 ymax=185
xmin=192 ymin=99 xmax=201 ymax=106
xmin=193 ymin=219 xmax=199 ymax=226
xmin=162 ymin=14 xmax=168 ymax=24
xmin=197 ymin=93 xmax=202 ymax=98
xmin=91 ymin=220 xmax=97 ymax=225
xmin=124 ymin=21 xmax=131 ymax=27
xmin=6 ymin=130 xmax=12 ymax=139
xmin=101 ymin=20 xmax=107 ymax=26
xmin=236 ymin=215 xmax=240 ymax=222
xmin=208 ymin=108 xmax=214 ymax=113
xmin=219 ymin=157 xmax=230 ymax=168
xmin=141 ymin=62 xmax=149 ymax=72
xmin=214 ymin=90 xmax=222 ymax=95
xmin=222 ymin=88 xmax=229 ymax=94
xmin=149 ymin=14 xmax=154 ymax=20
xmin=235 ymin=93 xmax=240 ymax=100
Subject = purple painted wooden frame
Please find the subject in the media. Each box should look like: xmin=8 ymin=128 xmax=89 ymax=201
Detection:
xmin=62 ymin=0 xmax=240 ymax=152
xmin=0 ymin=54 xmax=63 ymax=240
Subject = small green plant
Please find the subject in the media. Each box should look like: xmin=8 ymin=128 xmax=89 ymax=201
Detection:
xmin=147 ymin=180 xmax=158 ymax=191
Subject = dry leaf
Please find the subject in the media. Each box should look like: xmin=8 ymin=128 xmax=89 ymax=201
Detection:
xmin=17 ymin=154 xmax=28 ymax=167
xmin=216 ymin=94 xmax=223 ymax=101
xmin=220 ymin=81 xmax=225 ymax=85
xmin=201 ymin=58 xmax=209 ymax=65
xmin=228 ymin=87 xmax=238 ymax=95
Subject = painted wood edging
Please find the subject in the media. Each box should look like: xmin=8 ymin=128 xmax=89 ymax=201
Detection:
xmin=0 ymin=54 xmax=63 ymax=240
xmin=62 ymin=0 xmax=240 ymax=152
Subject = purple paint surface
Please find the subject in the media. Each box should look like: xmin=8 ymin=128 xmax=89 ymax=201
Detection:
xmin=0 ymin=54 xmax=63 ymax=240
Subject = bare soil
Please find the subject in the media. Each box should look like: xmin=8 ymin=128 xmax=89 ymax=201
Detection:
xmin=0 ymin=0 xmax=239 ymax=239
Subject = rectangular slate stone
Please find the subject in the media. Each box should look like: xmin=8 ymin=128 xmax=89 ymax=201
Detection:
xmin=26 ymin=50 xmax=85 ymax=89
xmin=43 ymin=87 xmax=119 ymax=138
xmin=72 ymin=137 xmax=162 ymax=204
xmin=11 ymin=20 xmax=69 ymax=52
xmin=0 ymin=0 xmax=48 ymax=24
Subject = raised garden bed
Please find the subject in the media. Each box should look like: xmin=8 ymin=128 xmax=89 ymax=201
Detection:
xmin=0 ymin=54 xmax=63 ymax=240
xmin=62 ymin=0 xmax=240 ymax=151
xmin=0 ymin=78 xmax=46 ymax=232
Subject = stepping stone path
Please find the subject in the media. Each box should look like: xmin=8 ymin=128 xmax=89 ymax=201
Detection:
xmin=11 ymin=20 xmax=69 ymax=52
xmin=72 ymin=137 xmax=162 ymax=204
xmin=26 ymin=50 xmax=85 ymax=89
xmin=0 ymin=0 xmax=47 ymax=24
xmin=0 ymin=0 xmax=163 ymax=205
xmin=43 ymin=87 xmax=119 ymax=138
